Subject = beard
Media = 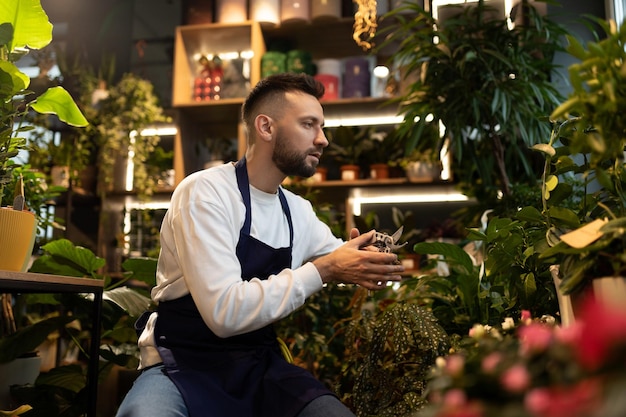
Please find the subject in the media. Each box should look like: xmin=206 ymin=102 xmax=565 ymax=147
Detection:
xmin=272 ymin=131 xmax=319 ymax=178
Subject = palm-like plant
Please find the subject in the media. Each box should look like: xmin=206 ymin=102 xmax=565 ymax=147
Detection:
xmin=379 ymin=0 xmax=567 ymax=198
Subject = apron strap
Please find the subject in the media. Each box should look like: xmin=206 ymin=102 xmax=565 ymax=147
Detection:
xmin=235 ymin=157 xmax=294 ymax=246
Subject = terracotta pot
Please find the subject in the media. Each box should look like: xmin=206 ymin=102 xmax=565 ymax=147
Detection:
xmin=369 ymin=163 xmax=390 ymax=180
xmin=399 ymin=253 xmax=420 ymax=272
xmin=312 ymin=166 xmax=327 ymax=182
xmin=340 ymin=164 xmax=360 ymax=181
xmin=0 ymin=208 xmax=37 ymax=272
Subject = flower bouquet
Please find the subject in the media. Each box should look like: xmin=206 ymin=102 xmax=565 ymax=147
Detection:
xmin=419 ymin=300 xmax=626 ymax=417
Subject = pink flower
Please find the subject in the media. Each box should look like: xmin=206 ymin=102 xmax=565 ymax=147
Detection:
xmin=500 ymin=364 xmax=530 ymax=393
xmin=437 ymin=391 xmax=484 ymax=417
xmin=521 ymin=310 xmax=532 ymax=323
xmin=469 ymin=324 xmax=486 ymax=338
xmin=554 ymin=322 xmax=583 ymax=345
xmin=575 ymin=298 xmax=626 ymax=371
xmin=446 ymin=354 xmax=465 ymax=377
xmin=518 ymin=323 xmax=553 ymax=355
xmin=525 ymin=388 xmax=551 ymax=415
xmin=481 ymin=352 xmax=502 ymax=374
xmin=524 ymin=379 xmax=601 ymax=417
xmin=442 ymin=389 xmax=467 ymax=408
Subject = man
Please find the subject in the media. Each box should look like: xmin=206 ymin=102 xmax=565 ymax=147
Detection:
xmin=116 ymin=73 xmax=404 ymax=417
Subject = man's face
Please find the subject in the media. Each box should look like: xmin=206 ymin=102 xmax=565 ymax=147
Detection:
xmin=271 ymin=91 xmax=328 ymax=178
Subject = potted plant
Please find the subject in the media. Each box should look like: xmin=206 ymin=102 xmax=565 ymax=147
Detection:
xmin=361 ymin=127 xmax=405 ymax=180
xmin=411 ymin=14 xmax=626 ymax=329
xmin=531 ymin=16 xmax=626 ymax=312
xmin=198 ymin=135 xmax=236 ymax=169
xmin=85 ymin=73 xmax=171 ymax=200
xmin=378 ymin=0 xmax=567 ymax=198
xmin=325 ymin=125 xmax=375 ymax=180
xmin=393 ymin=147 xmax=443 ymax=182
xmin=0 ymin=0 xmax=88 ymax=409
xmin=0 ymin=238 xmax=155 ymax=416
xmin=0 ymin=0 xmax=88 ymax=271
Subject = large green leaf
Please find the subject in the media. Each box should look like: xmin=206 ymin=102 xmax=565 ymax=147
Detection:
xmin=0 ymin=316 xmax=76 ymax=363
xmin=29 ymin=239 xmax=105 ymax=277
xmin=0 ymin=60 xmax=29 ymax=98
xmin=413 ymin=241 xmax=475 ymax=275
xmin=30 ymin=86 xmax=88 ymax=127
xmin=104 ymin=286 xmax=151 ymax=318
xmin=35 ymin=364 xmax=85 ymax=393
xmin=0 ymin=0 xmax=52 ymax=52
xmin=122 ymin=257 xmax=157 ymax=287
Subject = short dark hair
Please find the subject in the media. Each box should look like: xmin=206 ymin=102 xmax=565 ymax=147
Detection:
xmin=241 ymin=73 xmax=325 ymax=130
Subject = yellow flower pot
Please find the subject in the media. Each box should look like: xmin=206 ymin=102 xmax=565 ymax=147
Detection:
xmin=0 ymin=208 xmax=37 ymax=272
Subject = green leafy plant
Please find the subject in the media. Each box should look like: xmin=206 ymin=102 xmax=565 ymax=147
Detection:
xmin=0 ymin=0 xmax=88 ymax=200
xmin=379 ymin=0 xmax=567 ymax=197
xmin=412 ymin=212 xmax=560 ymax=335
xmin=360 ymin=127 xmax=405 ymax=167
xmin=336 ymin=287 xmax=450 ymax=416
xmin=325 ymin=125 xmax=376 ymax=168
xmin=5 ymin=239 xmax=155 ymax=417
xmin=531 ymin=17 xmax=626 ymax=295
xmin=86 ymin=73 xmax=170 ymax=199
xmin=0 ymin=165 xmax=66 ymax=237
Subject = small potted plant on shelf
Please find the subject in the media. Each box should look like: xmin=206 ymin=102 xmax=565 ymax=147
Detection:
xmin=198 ymin=135 xmax=237 ymax=169
xmin=361 ymin=127 xmax=405 ymax=180
xmin=325 ymin=125 xmax=375 ymax=180
xmin=393 ymin=146 xmax=443 ymax=183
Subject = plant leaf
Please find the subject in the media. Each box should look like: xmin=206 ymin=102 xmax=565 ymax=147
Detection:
xmin=30 ymin=239 xmax=105 ymax=277
xmin=413 ymin=241 xmax=474 ymax=275
xmin=104 ymin=286 xmax=152 ymax=318
xmin=0 ymin=316 xmax=75 ymax=363
xmin=0 ymin=0 xmax=52 ymax=52
xmin=30 ymin=86 xmax=89 ymax=127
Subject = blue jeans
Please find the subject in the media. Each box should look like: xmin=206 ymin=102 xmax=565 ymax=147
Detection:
xmin=115 ymin=364 xmax=355 ymax=417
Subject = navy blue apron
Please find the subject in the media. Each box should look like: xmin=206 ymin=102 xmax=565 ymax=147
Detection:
xmin=153 ymin=158 xmax=333 ymax=416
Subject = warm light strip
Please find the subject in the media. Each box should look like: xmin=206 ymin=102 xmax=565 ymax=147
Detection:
xmin=432 ymin=0 xmax=513 ymax=20
xmin=324 ymin=115 xmax=404 ymax=128
xmin=124 ymin=200 xmax=171 ymax=210
xmin=137 ymin=117 xmax=402 ymax=134
xmin=140 ymin=126 xmax=178 ymax=136
xmin=350 ymin=192 xmax=469 ymax=216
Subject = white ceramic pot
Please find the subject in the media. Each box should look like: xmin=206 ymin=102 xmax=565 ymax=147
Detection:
xmin=405 ymin=161 xmax=441 ymax=182
xmin=0 ymin=355 xmax=42 ymax=409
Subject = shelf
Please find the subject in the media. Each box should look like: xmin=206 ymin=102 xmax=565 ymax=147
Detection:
xmin=0 ymin=270 xmax=103 ymax=417
xmin=174 ymin=98 xmax=244 ymax=123
xmin=288 ymin=177 xmax=452 ymax=189
xmin=172 ymin=21 xmax=265 ymax=107
xmin=0 ymin=270 xmax=104 ymax=292
xmin=175 ymin=96 xmax=398 ymax=124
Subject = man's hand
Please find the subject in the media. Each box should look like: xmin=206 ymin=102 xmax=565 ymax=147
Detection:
xmin=312 ymin=229 xmax=404 ymax=290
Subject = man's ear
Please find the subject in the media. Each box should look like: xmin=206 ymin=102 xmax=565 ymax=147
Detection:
xmin=254 ymin=114 xmax=274 ymax=142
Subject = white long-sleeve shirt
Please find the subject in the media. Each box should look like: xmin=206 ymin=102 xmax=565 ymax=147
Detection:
xmin=137 ymin=162 xmax=343 ymax=368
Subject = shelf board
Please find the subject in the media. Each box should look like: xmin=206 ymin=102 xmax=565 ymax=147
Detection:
xmin=287 ymin=177 xmax=452 ymax=188
xmin=175 ymin=96 xmax=398 ymax=124
xmin=174 ymin=98 xmax=245 ymax=123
